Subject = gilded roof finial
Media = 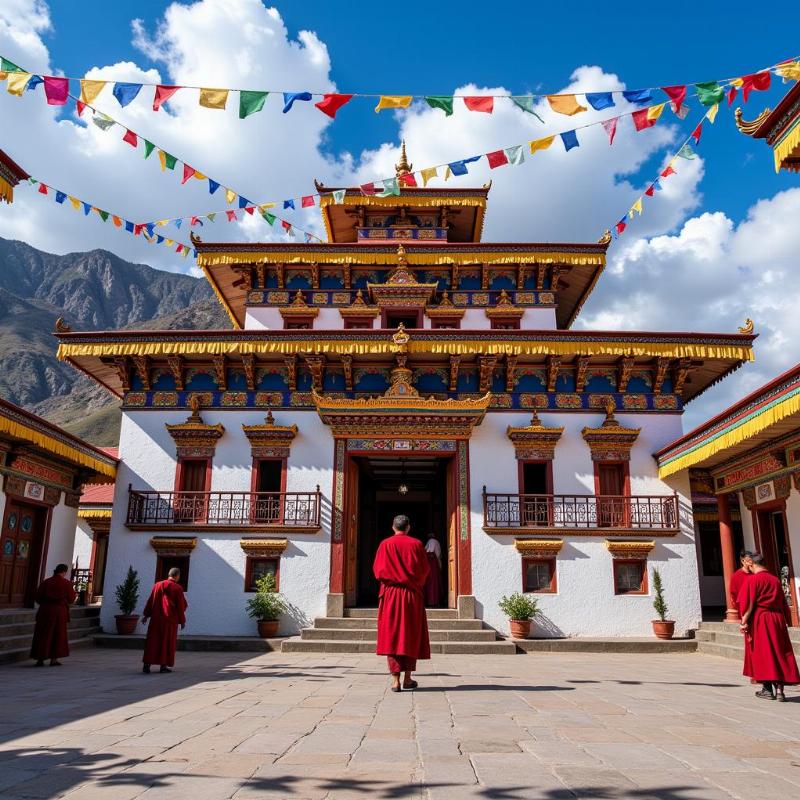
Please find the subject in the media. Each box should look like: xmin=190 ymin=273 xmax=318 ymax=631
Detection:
xmin=397 ymin=243 xmax=408 ymax=265
xmin=734 ymin=107 xmax=771 ymax=137
xmin=265 ymin=408 xmax=275 ymax=425
xmin=603 ymin=398 xmax=617 ymax=424
xmin=738 ymin=317 xmax=754 ymax=335
xmin=598 ymin=229 xmax=612 ymax=245
xmin=395 ymin=140 xmax=413 ymax=178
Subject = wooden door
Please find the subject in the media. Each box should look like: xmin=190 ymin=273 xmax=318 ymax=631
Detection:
xmin=446 ymin=457 xmax=457 ymax=609
xmin=344 ymin=456 xmax=359 ymax=607
xmin=92 ymin=533 xmax=109 ymax=597
xmin=176 ymin=459 xmax=209 ymax=521
xmin=598 ymin=463 xmax=626 ymax=527
xmin=758 ymin=508 xmax=798 ymax=626
xmin=0 ymin=502 xmax=40 ymax=606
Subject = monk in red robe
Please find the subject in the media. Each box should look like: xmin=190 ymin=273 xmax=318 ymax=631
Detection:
xmin=373 ymin=514 xmax=430 ymax=692
xmin=30 ymin=564 xmax=76 ymax=667
xmin=729 ymin=550 xmax=753 ymax=617
xmin=141 ymin=568 xmax=187 ymax=674
xmin=740 ymin=553 xmax=800 ymax=702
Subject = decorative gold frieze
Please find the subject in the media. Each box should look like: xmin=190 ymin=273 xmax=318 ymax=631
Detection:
xmin=150 ymin=536 xmax=197 ymax=556
xmin=581 ymin=401 xmax=640 ymax=462
xmin=339 ymin=289 xmax=380 ymax=320
xmin=426 ymin=291 xmax=466 ymax=320
xmin=485 ymin=289 xmax=524 ymax=321
xmin=605 ymin=540 xmax=655 ymax=559
xmin=239 ymin=538 xmax=289 ymax=557
xmin=242 ymin=410 xmax=298 ymax=458
xmin=507 ymin=411 xmax=564 ymax=460
xmin=515 ymin=539 xmax=563 ymax=557
xmin=279 ymin=290 xmax=320 ymax=320
xmin=165 ymin=396 xmax=225 ymax=458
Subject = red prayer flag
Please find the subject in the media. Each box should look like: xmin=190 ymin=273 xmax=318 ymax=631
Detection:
xmin=133 ymin=224 xmax=143 ymax=236
xmin=486 ymin=149 xmax=509 ymax=168
xmin=245 ymin=206 xmax=255 ymax=215
xmin=661 ymin=85 xmax=686 ymax=113
xmin=281 ymin=220 xmax=291 ymax=231
xmin=225 ymin=210 xmax=237 ymax=221
xmin=301 ymin=195 xmax=315 ymax=208
xmin=727 ymin=86 xmax=738 ymax=106
xmin=464 ymin=96 xmax=494 ymax=113
xmin=399 ymin=172 xmax=417 ymax=187
xmin=660 ymin=164 xmax=676 ymax=178
xmin=122 ymin=129 xmax=138 ymax=147
xmin=314 ymin=93 xmax=354 ymax=118
xmin=601 ymin=117 xmax=618 ymax=145
xmin=691 ymin=122 xmax=703 ymax=144
xmin=38 ymin=183 xmax=48 ymax=194
xmin=360 ymin=182 xmax=379 ymax=195
xmin=615 ymin=220 xmax=626 ymax=235
xmin=43 ymin=76 xmax=69 ymax=105
xmin=644 ymin=185 xmax=655 ymax=197
xmin=181 ymin=164 xmax=196 ymax=184
xmin=190 ymin=216 xmax=199 ymax=226
xmin=76 ymin=100 xmax=87 ymax=116
xmin=741 ymin=71 xmax=771 ymax=103
xmin=176 ymin=244 xmax=183 ymax=253
xmin=632 ymin=108 xmax=656 ymax=131
xmin=153 ymin=84 xmax=180 ymax=111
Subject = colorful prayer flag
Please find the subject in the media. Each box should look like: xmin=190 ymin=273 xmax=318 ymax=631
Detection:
xmin=76 ymin=100 xmax=86 ymax=116
xmin=447 ymin=156 xmax=481 ymax=176
xmin=301 ymin=195 xmax=315 ymax=208
xmin=586 ymin=92 xmax=614 ymax=111
xmin=601 ymin=117 xmax=618 ymax=145
xmin=661 ymin=164 xmax=676 ymax=178
xmin=282 ymin=91 xmax=312 ymax=113
xmin=706 ymin=104 xmax=719 ymax=124
xmin=55 ymin=191 xmax=66 ymax=204
xmin=158 ymin=150 xmax=178 ymax=171
xmin=143 ymin=140 xmax=155 ymax=159
xmin=315 ymin=93 xmax=353 ymax=118
xmin=661 ymin=85 xmax=686 ymax=113
xmin=122 ymin=129 xmax=138 ymax=147
xmin=283 ymin=199 xmax=295 ymax=209
xmin=741 ymin=71 xmax=771 ymax=102
xmin=43 ymin=76 xmax=69 ymax=105
xmin=399 ymin=172 xmax=417 ymax=187
xmin=632 ymin=108 xmax=656 ymax=131
xmin=486 ymin=149 xmax=509 ymax=168
xmin=153 ymin=84 xmax=179 ymax=111
xmin=182 ymin=164 xmax=196 ymax=184
xmin=333 ymin=189 xmax=346 ymax=204
xmin=80 ymin=79 xmax=106 ymax=104
xmin=646 ymin=103 xmax=665 ymax=121
xmin=505 ymin=145 xmax=525 ymax=165
xmin=510 ymin=96 xmax=544 ymax=122
xmin=37 ymin=183 xmax=48 ymax=194
xmin=622 ymin=89 xmax=652 ymax=104
xmin=199 ymin=87 xmax=229 ymax=109
xmin=695 ymin=82 xmax=724 ymax=106
xmin=547 ymin=95 xmax=587 ymax=116
xmin=208 ymin=179 xmax=220 ymax=194
xmin=677 ymin=143 xmax=696 ymax=160
xmin=420 ymin=167 xmax=438 ymax=186
xmin=91 ymin=112 xmax=115 ymax=131
xmin=375 ymin=95 xmax=413 ymax=112
xmin=463 ymin=96 xmax=493 ymax=113
xmin=239 ymin=90 xmax=267 ymax=118
xmin=377 ymin=177 xmax=400 ymax=197
xmin=262 ymin=210 xmax=276 ymax=225
xmin=6 ymin=72 xmax=31 ymax=95
xmin=226 ymin=188 xmax=236 ymax=204
xmin=113 ymin=82 xmax=142 ymax=107
xmin=0 ymin=58 xmax=22 ymax=72
xmin=529 ymin=136 xmax=555 ymax=154
xmin=226 ymin=210 xmax=237 ymax=221
xmin=691 ymin=122 xmax=703 ymax=144
xmin=425 ymin=95 xmax=454 ymax=116
xmin=775 ymin=61 xmax=800 ymax=81
xmin=69 ymin=196 xmax=81 ymax=210
xmin=727 ymin=86 xmax=738 ymax=106
xmin=238 ymin=196 xmax=252 ymax=209
xmin=560 ymin=130 xmax=579 ymax=151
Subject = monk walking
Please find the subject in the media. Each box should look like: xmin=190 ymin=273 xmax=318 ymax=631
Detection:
xmin=740 ymin=553 xmax=800 ymax=702
xmin=373 ymin=515 xmax=430 ymax=692
xmin=141 ymin=568 xmax=187 ymax=674
xmin=424 ymin=532 xmax=443 ymax=608
xmin=729 ymin=550 xmax=753 ymax=616
xmin=30 ymin=564 xmax=76 ymax=667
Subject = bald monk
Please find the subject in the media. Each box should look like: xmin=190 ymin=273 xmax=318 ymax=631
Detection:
xmin=141 ymin=568 xmax=187 ymax=674
xmin=740 ymin=553 xmax=800 ymax=702
xmin=373 ymin=514 xmax=430 ymax=692
xmin=30 ymin=564 xmax=77 ymax=667
xmin=729 ymin=550 xmax=754 ymax=617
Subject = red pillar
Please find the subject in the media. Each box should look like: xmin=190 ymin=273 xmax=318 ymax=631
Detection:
xmin=717 ymin=493 xmax=739 ymax=622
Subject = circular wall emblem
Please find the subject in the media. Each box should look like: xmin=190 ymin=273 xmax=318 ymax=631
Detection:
xmin=20 ymin=515 xmax=32 ymax=533
xmin=17 ymin=541 xmax=29 ymax=559
xmin=7 ymin=513 xmax=17 ymax=531
xmin=2 ymin=539 xmax=13 ymax=557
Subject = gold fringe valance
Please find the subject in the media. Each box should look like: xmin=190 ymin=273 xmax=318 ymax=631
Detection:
xmin=58 ymin=338 xmax=754 ymax=363
xmin=658 ymin=389 xmax=800 ymax=479
xmin=0 ymin=175 xmax=13 ymax=204
xmin=774 ymin=121 xmax=800 ymax=173
xmin=199 ymin=251 xmax=605 ymax=268
xmin=0 ymin=417 xmax=117 ymax=478
xmin=78 ymin=508 xmax=112 ymax=519
xmin=319 ymin=194 xmax=487 ymax=209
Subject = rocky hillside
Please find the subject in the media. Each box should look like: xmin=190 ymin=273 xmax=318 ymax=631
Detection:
xmin=0 ymin=237 xmax=229 ymax=445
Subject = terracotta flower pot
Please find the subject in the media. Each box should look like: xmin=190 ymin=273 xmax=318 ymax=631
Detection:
xmin=509 ymin=619 xmax=531 ymax=639
xmin=652 ymin=620 xmax=675 ymax=640
xmin=115 ymin=614 xmax=139 ymax=635
xmin=257 ymin=619 xmax=279 ymax=638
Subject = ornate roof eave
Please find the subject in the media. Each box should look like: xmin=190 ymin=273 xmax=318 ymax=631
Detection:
xmin=339 ymin=289 xmax=381 ymax=318
xmin=507 ymin=411 xmax=565 ymax=448
xmin=240 ymin=538 xmax=289 ymax=556
xmin=242 ymin=411 xmax=298 ymax=444
xmin=606 ymin=539 xmax=656 ymax=558
xmin=278 ymin=290 xmax=320 ymax=319
xmin=735 ymin=106 xmax=773 ymax=138
xmin=485 ymin=290 xmax=525 ymax=320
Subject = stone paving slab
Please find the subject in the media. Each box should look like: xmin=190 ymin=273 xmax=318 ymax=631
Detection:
xmin=0 ymin=647 xmax=798 ymax=799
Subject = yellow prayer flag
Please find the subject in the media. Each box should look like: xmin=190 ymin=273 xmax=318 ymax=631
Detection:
xmin=731 ymin=77 xmax=744 ymax=87
xmin=706 ymin=103 xmax=719 ymax=124
xmin=165 ymin=239 xmax=174 ymax=247
xmin=529 ymin=136 xmax=555 ymax=154
xmin=199 ymin=87 xmax=229 ymax=110
xmin=156 ymin=220 xmax=169 ymax=226
xmin=259 ymin=203 xmax=276 ymax=210
xmin=444 ymin=166 xmax=452 ymax=181
xmin=225 ymin=188 xmax=236 ymax=204
xmin=193 ymin=171 xmax=207 ymax=180
xmin=68 ymin=196 xmax=81 ymax=211
xmin=546 ymin=94 xmax=587 ymax=116
xmin=776 ymin=61 xmax=800 ymax=81
xmin=420 ymin=167 xmax=438 ymax=187
xmin=375 ymin=95 xmax=413 ymax=113
xmin=6 ymin=72 xmax=31 ymax=96
xmin=80 ymin=79 xmax=106 ymax=104
xmin=646 ymin=103 xmax=666 ymax=121
xmin=0 ymin=72 xmax=7 ymax=81
xmin=158 ymin=150 xmax=167 ymax=172
xmin=630 ymin=198 xmax=643 ymax=217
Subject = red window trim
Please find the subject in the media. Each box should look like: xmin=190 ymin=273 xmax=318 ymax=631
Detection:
xmin=380 ymin=308 xmax=423 ymax=328
xmin=244 ymin=555 xmax=281 ymax=593
xmin=613 ymin=559 xmax=648 ymax=595
xmin=283 ymin=319 xmax=314 ymax=330
xmin=490 ymin=318 xmax=520 ymax=330
xmin=430 ymin=318 xmax=462 ymax=330
xmin=517 ymin=460 xmax=554 ymax=495
xmin=173 ymin=457 xmax=212 ymax=494
xmin=592 ymin=461 xmax=631 ymax=497
xmin=522 ymin=557 xmax=557 ymax=594
xmin=249 ymin=457 xmax=288 ymax=494
xmin=343 ymin=319 xmax=374 ymax=330
xmin=155 ymin=554 xmax=190 ymax=591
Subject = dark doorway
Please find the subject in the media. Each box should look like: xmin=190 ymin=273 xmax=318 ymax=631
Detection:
xmin=156 ymin=555 xmax=190 ymax=592
xmin=0 ymin=501 xmax=47 ymax=607
xmin=354 ymin=455 xmax=449 ymax=607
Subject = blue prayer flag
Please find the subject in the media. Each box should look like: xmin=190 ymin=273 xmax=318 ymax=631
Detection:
xmin=282 ymin=92 xmax=312 ymax=113
xmin=55 ymin=191 xmax=66 ymax=204
xmin=283 ymin=199 xmax=295 ymax=210
xmin=192 ymin=249 xmax=198 ymax=258
xmin=238 ymin=196 xmax=252 ymax=209
xmin=208 ymin=179 xmax=220 ymax=194
xmin=622 ymin=89 xmax=652 ymax=104
xmin=174 ymin=219 xmax=182 ymax=229
xmin=145 ymin=223 xmax=155 ymax=236
xmin=156 ymin=235 xmax=164 ymax=244
xmin=113 ymin=82 xmax=142 ymax=108
xmin=448 ymin=155 xmax=481 ymax=176
xmin=27 ymin=75 xmax=43 ymax=92
xmin=586 ymin=92 xmax=614 ymax=110
xmin=560 ymin=130 xmax=579 ymax=151
xmin=124 ymin=221 xmax=134 ymax=233
xmin=82 ymin=202 xmax=91 ymax=215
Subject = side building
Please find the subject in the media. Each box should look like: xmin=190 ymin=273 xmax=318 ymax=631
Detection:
xmin=57 ymin=161 xmax=755 ymax=640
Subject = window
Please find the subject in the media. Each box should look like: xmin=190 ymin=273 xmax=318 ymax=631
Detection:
xmin=519 ymin=461 xmax=551 ymax=526
xmin=252 ymin=459 xmax=284 ymax=523
xmin=174 ymin=458 xmax=210 ymax=522
xmin=245 ymin=556 xmax=279 ymax=592
xmin=343 ymin=319 xmax=373 ymax=330
xmin=156 ymin=554 xmax=190 ymax=591
xmin=383 ymin=309 xmax=422 ymax=329
xmin=596 ymin=462 xmax=629 ymax=528
xmin=523 ymin=558 xmax=557 ymax=593
xmin=490 ymin=319 xmax=520 ymax=330
xmin=613 ymin=559 xmax=647 ymax=595
xmin=431 ymin=319 xmax=461 ymax=330
xmin=284 ymin=320 xmax=313 ymax=330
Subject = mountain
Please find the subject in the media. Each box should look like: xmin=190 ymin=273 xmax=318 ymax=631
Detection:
xmin=0 ymin=237 xmax=229 ymax=445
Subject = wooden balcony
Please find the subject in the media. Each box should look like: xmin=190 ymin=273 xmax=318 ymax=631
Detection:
xmin=126 ymin=487 xmax=322 ymax=532
xmin=482 ymin=491 xmax=679 ymax=536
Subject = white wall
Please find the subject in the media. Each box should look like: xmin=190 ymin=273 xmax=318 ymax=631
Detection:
xmin=45 ymin=500 xmax=79 ymax=575
xmin=101 ymin=409 xmax=334 ymax=636
xmin=73 ymin=517 xmax=94 ymax=570
xmin=784 ymin=488 xmax=800 ymax=613
xmin=469 ymin=410 xmax=701 ymax=637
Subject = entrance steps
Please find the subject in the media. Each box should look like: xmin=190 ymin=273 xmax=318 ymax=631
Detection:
xmin=0 ymin=606 xmax=101 ymax=665
xmin=695 ymin=621 xmax=800 ymax=661
xmin=281 ymin=607 xmax=517 ymax=655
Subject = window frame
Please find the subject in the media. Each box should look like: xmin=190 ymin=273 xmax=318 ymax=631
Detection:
xmin=522 ymin=556 xmax=557 ymax=594
xmin=155 ymin=554 xmax=191 ymax=591
xmin=244 ymin=555 xmax=281 ymax=593
xmin=613 ymin=558 xmax=648 ymax=596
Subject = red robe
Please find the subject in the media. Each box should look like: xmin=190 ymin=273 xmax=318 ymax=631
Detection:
xmin=743 ymin=571 xmax=799 ymax=684
xmin=30 ymin=575 xmax=77 ymax=661
xmin=729 ymin=568 xmax=752 ymax=616
xmin=374 ymin=533 xmax=430 ymax=660
xmin=142 ymin=579 xmax=187 ymax=667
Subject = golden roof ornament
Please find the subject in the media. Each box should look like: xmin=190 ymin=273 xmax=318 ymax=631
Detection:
xmin=603 ymin=397 xmax=617 ymax=425
xmin=188 ymin=393 xmax=203 ymax=421
xmin=734 ymin=107 xmax=771 ymax=136
xmin=395 ymin=140 xmax=413 ymax=178
xmin=392 ymin=322 xmax=410 ymax=346
xmin=738 ymin=317 xmax=754 ymax=335
xmin=598 ymin=229 xmax=612 ymax=245
xmin=54 ymin=317 xmax=71 ymax=333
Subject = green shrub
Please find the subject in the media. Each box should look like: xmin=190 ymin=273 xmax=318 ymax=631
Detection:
xmin=652 ymin=567 xmax=669 ymax=621
xmin=115 ymin=566 xmax=140 ymax=616
xmin=498 ymin=592 xmax=539 ymax=621
xmin=246 ymin=573 xmax=287 ymax=621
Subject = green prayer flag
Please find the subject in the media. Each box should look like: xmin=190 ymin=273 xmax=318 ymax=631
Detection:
xmin=425 ymin=95 xmax=454 ymax=116
xmin=164 ymin=152 xmax=177 ymax=170
xmin=511 ymin=96 xmax=544 ymax=122
xmin=207 ymin=213 xmax=216 ymax=222
xmin=143 ymin=140 xmax=155 ymax=159
xmin=695 ymin=82 xmax=724 ymax=106
xmin=505 ymin=145 xmax=525 ymax=165
xmin=97 ymin=210 xmax=109 ymax=221
xmin=262 ymin=210 xmax=276 ymax=225
xmin=677 ymin=143 xmax=697 ymax=160
xmin=1 ymin=58 xmax=23 ymax=73
xmin=239 ymin=90 xmax=268 ymax=119
xmin=376 ymin=177 xmax=400 ymax=197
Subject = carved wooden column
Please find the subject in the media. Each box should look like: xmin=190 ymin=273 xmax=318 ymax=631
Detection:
xmin=717 ymin=492 xmax=740 ymax=623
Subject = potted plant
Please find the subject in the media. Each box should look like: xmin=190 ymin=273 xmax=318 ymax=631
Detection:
xmin=114 ymin=566 xmax=140 ymax=635
xmin=651 ymin=567 xmax=675 ymax=639
xmin=498 ymin=592 xmax=539 ymax=639
xmin=246 ymin=573 xmax=286 ymax=638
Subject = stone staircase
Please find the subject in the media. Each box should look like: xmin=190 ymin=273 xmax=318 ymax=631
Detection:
xmin=282 ymin=607 xmax=517 ymax=654
xmin=0 ymin=606 xmax=102 ymax=665
xmin=695 ymin=621 xmax=800 ymax=661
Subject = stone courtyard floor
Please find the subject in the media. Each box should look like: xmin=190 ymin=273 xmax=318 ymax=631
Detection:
xmin=0 ymin=649 xmax=798 ymax=799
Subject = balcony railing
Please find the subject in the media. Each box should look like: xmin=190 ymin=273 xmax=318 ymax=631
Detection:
xmin=126 ymin=487 xmax=321 ymax=530
xmin=482 ymin=491 xmax=679 ymax=533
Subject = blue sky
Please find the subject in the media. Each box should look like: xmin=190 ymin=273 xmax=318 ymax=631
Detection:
xmin=44 ymin=0 xmax=798 ymax=223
